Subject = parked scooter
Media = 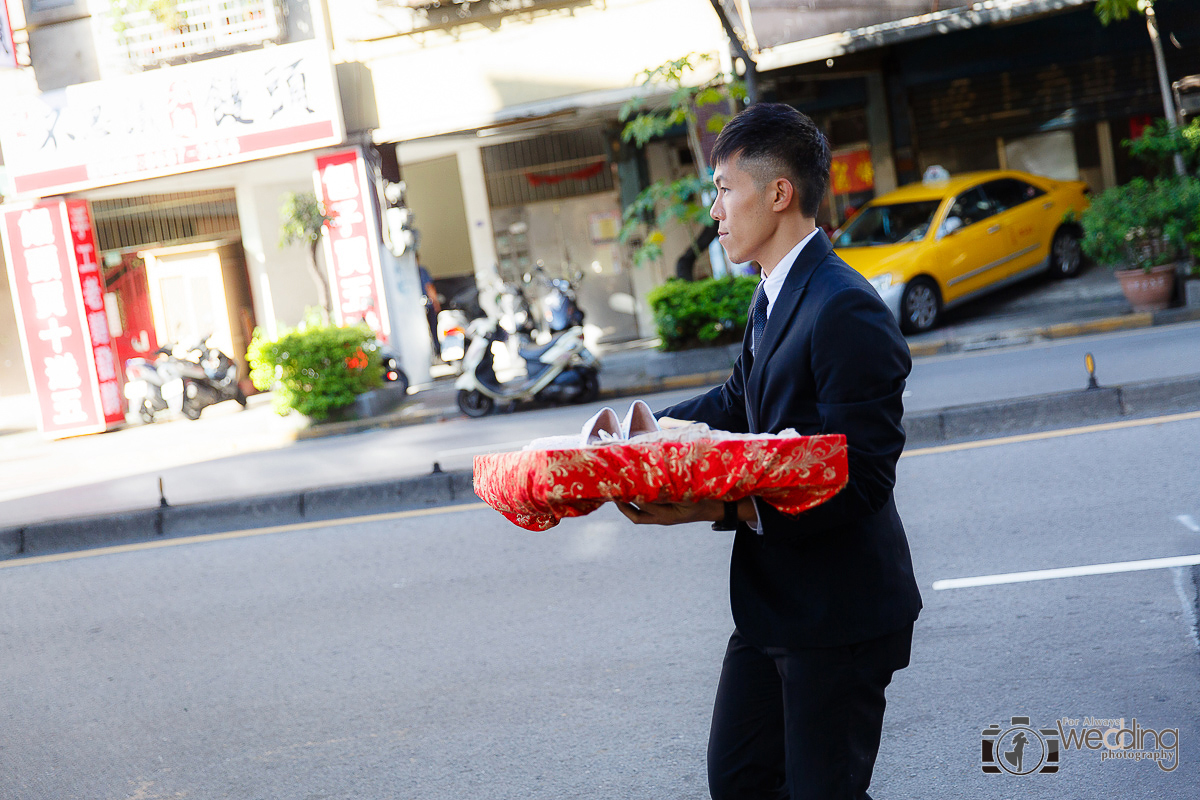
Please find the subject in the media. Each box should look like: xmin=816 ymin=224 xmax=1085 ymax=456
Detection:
xmin=455 ymin=317 xmax=600 ymax=417
xmin=531 ymin=264 xmax=585 ymax=335
xmin=176 ymin=335 xmax=247 ymax=421
xmin=124 ymin=336 xmax=246 ymax=423
xmin=375 ymin=345 xmax=410 ymax=396
xmin=124 ymin=345 xmax=186 ymax=424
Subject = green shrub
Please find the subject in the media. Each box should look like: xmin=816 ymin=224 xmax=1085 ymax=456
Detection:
xmin=648 ymin=275 xmax=760 ymax=351
xmin=1123 ymin=118 xmax=1200 ymax=178
xmin=247 ymin=321 xmax=383 ymax=420
xmin=1081 ymin=176 xmax=1200 ymax=272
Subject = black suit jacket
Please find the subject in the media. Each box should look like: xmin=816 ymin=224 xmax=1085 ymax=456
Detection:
xmin=661 ymin=230 xmax=922 ymax=649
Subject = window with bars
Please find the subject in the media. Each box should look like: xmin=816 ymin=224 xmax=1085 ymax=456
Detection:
xmin=481 ymin=127 xmax=615 ymax=208
xmin=101 ymin=0 xmax=284 ymax=70
xmin=92 ymin=189 xmax=242 ymax=253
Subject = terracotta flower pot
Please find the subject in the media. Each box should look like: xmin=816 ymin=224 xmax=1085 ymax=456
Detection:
xmin=1115 ymin=264 xmax=1176 ymax=312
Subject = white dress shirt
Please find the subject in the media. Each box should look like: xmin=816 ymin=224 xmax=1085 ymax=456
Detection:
xmin=760 ymin=227 xmax=820 ymax=319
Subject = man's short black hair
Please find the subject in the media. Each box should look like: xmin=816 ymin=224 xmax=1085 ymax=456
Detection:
xmin=710 ymin=103 xmax=832 ymax=219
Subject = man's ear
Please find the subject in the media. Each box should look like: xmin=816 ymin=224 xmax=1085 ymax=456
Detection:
xmin=770 ymin=178 xmax=796 ymax=212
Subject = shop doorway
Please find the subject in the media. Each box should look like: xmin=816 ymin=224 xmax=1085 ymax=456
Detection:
xmin=141 ymin=242 xmax=255 ymax=370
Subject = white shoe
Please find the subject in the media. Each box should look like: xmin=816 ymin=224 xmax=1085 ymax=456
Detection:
xmin=621 ymin=399 xmax=660 ymax=439
xmin=581 ymin=407 xmax=622 ymax=446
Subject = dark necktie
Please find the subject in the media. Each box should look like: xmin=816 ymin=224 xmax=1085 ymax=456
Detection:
xmin=750 ymin=283 xmax=769 ymax=357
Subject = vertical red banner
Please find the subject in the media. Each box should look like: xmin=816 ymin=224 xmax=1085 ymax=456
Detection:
xmin=1 ymin=200 xmax=118 ymax=437
xmin=65 ymin=200 xmax=124 ymax=426
xmin=315 ymin=149 xmax=390 ymax=344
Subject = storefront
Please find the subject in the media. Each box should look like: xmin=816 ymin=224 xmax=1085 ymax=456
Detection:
xmin=0 ymin=40 xmax=435 ymax=435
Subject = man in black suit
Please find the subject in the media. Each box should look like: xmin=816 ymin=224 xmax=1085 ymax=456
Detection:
xmin=617 ymin=103 xmax=922 ymax=799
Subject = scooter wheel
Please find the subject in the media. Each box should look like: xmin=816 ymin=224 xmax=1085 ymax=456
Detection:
xmin=139 ymin=404 xmax=155 ymax=425
xmin=457 ymin=389 xmax=494 ymax=418
xmin=576 ymin=370 xmax=600 ymax=404
xmin=183 ymin=402 xmax=203 ymax=421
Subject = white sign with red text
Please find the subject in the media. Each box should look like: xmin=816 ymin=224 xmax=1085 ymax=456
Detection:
xmin=2 ymin=199 xmax=124 ymax=437
xmin=0 ymin=40 xmax=343 ymax=196
xmin=315 ymin=149 xmax=391 ymax=344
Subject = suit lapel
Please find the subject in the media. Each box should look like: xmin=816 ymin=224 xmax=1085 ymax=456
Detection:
xmin=746 ymin=230 xmax=832 ymax=430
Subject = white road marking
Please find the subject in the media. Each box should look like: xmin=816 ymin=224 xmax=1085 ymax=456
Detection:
xmin=932 ymin=554 xmax=1200 ymax=590
xmin=1176 ymin=514 xmax=1200 ymax=533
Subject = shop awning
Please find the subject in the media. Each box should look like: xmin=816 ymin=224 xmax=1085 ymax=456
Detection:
xmin=735 ymin=0 xmax=1094 ymax=71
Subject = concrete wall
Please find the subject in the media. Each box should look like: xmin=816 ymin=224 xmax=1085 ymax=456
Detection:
xmin=400 ymin=156 xmax=474 ymax=281
xmin=235 ymin=180 xmax=325 ymax=340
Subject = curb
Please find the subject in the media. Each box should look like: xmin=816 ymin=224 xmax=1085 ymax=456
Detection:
xmin=3 ymin=373 xmax=1198 ymax=562
xmin=0 ymin=470 xmax=477 ymax=561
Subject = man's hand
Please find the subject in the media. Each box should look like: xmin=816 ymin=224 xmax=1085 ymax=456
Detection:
xmin=616 ymin=498 xmax=725 ymax=527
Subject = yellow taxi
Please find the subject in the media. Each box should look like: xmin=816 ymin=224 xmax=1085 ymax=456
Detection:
xmin=833 ymin=169 xmax=1090 ymax=333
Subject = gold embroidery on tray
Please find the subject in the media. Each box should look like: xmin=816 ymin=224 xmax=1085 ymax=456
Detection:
xmin=475 ymin=433 xmax=849 ymax=530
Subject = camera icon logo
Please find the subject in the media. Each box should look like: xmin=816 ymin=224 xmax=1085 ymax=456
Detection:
xmin=982 ymin=716 xmax=1060 ymax=775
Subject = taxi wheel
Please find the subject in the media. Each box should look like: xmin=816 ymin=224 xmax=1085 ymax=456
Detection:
xmin=1050 ymin=228 xmax=1082 ymax=278
xmin=900 ymin=277 xmax=941 ymax=334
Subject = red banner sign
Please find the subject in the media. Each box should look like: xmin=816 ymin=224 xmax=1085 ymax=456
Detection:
xmin=830 ymin=148 xmax=875 ymax=196
xmin=316 ymin=149 xmax=390 ymax=343
xmin=2 ymin=200 xmax=123 ymax=437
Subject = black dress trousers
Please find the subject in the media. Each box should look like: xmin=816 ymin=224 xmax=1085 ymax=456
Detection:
xmin=707 ymin=622 xmax=914 ymax=800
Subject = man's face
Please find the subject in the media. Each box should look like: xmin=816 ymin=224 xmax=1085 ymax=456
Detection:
xmin=710 ymin=156 xmax=778 ymax=266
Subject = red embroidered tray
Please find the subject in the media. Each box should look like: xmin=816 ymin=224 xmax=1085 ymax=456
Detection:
xmin=473 ymin=428 xmax=848 ymax=531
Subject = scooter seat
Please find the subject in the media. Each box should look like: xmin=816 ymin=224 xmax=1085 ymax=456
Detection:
xmin=518 ymin=340 xmax=556 ymax=361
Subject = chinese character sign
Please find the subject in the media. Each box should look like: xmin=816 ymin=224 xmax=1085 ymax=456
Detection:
xmin=316 ymin=149 xmax=390 ymax=344
xmin=2 ymin=200 xmax=120 ymax=437
xmin=0 ymin=41 xmax=343 ymax=196
xmin=830 ymin=149 xmax=875 ymax=196
xmin=65 ymin=200 xmax=124 ymax=426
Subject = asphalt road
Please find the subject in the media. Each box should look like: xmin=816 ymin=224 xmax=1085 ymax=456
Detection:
xmin=2 ymin=414 xmax=1198 ymax=798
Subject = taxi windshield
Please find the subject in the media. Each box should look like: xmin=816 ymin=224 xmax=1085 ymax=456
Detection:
xmin=835 ymin=200 xmax=943 ymax=247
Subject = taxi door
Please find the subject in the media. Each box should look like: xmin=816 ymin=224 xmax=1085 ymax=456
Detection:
xmin=981 ymin=177 xmax=1053 ymax=277
xmin=928 ymin=185 xmax=1008 ymax=305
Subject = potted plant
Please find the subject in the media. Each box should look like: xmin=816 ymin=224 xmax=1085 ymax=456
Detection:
xmin=1081 ymin=175 xmax=1200 ymax=311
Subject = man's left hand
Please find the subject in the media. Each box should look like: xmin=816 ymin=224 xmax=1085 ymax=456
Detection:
xmin=616 ymin=499 xmax=724 ymax=526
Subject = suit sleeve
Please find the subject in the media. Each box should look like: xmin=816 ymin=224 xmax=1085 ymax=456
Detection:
xmin=654 ymin=351 xmax=751 ymax=434
xmin=760 ymin=285 xmax=910 ymax=532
